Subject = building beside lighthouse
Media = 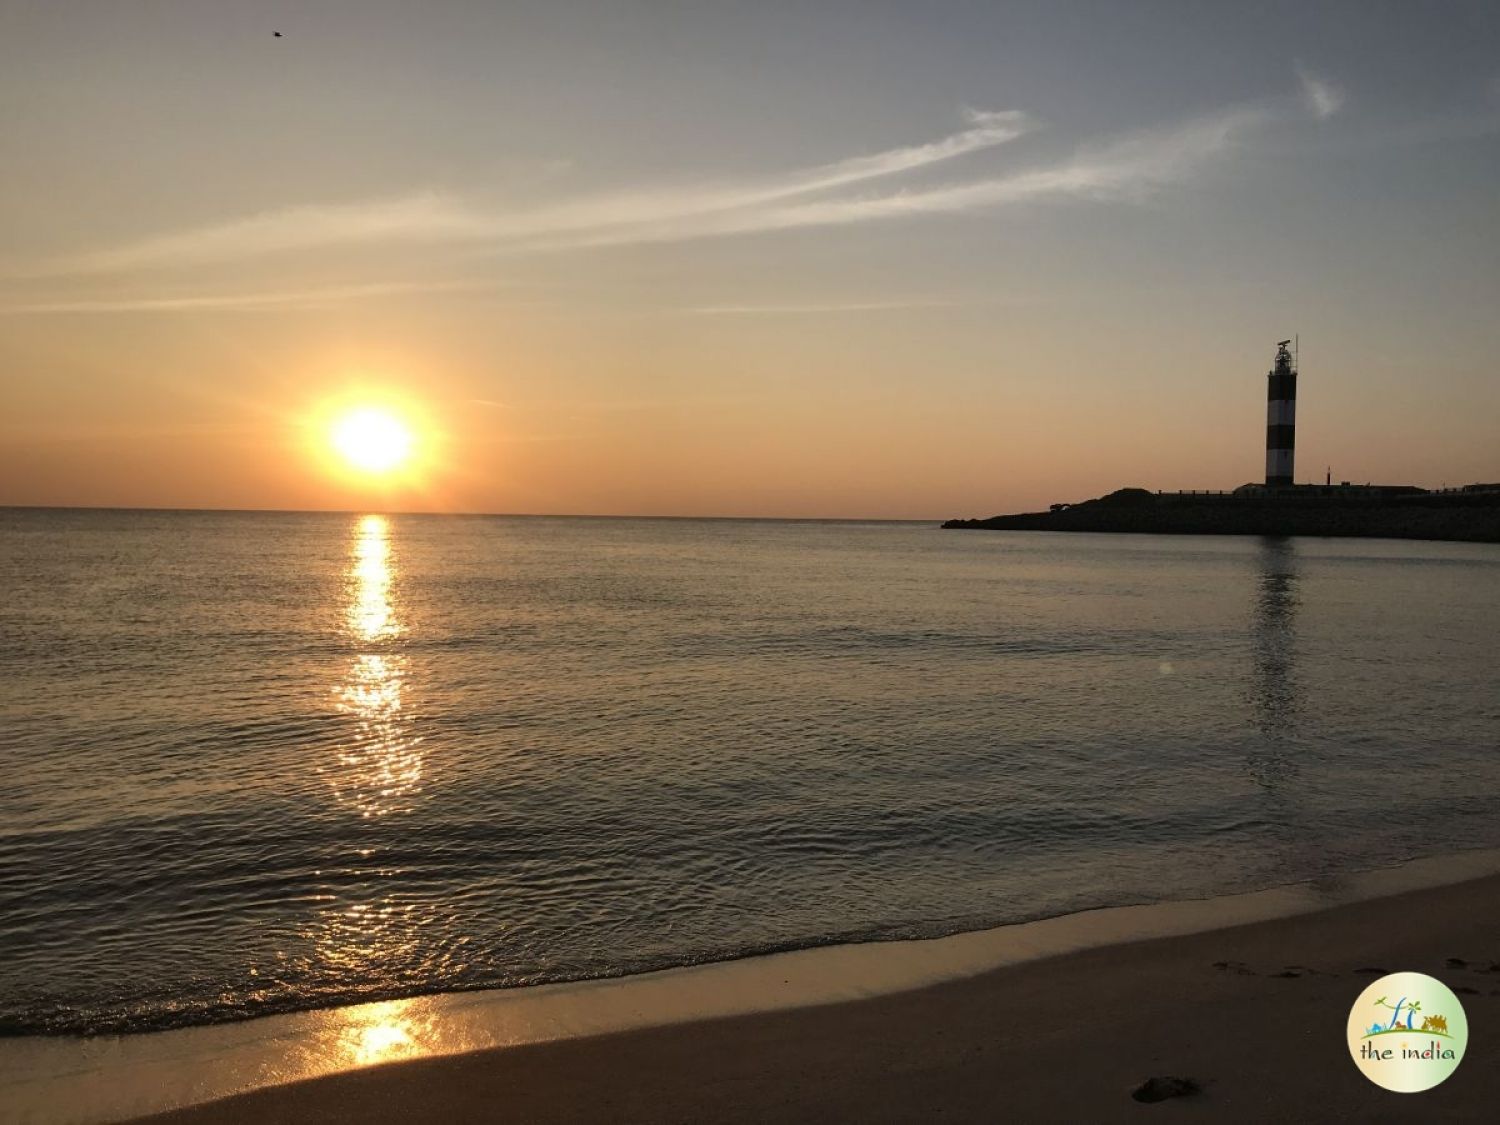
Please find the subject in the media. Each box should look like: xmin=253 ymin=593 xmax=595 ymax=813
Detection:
xmin=1265 ymin=339 xmax=1296 ymax=487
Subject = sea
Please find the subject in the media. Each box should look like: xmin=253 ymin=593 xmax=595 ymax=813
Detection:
xmin=2 ymin=508 xmax=1498 ymax=1038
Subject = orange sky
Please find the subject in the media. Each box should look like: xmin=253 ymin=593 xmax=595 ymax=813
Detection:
xmin=2 ymin=3 xmax=1497 ymax=518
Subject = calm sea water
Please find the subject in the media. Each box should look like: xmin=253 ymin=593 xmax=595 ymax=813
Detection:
xmin=2 ymin=509 xmax=1498 ymax=1036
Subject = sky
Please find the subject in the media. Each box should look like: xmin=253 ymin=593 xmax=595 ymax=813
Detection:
xmin=1 ymin=0 xmax=1497 ymax=518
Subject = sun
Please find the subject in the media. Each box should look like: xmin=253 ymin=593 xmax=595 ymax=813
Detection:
xmin=330 ymin=408 xmax=414 ymax=474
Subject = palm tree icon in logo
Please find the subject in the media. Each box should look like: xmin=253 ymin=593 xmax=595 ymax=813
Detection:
xmin=1368 ymin=996 xmax=1421 ymax=1034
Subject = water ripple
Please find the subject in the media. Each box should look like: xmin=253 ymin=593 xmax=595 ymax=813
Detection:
xmin=1 ymin=511 xmax=1498 ymax=1035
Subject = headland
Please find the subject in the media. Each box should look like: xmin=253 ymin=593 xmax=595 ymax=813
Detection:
xmin=947 ymin=340 xmax=1500 ymax=543
xmin=944 ymin=483 xmax=1500 ymax=542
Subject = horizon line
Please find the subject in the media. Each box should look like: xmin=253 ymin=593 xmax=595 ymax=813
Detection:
xmin=0 ymin=503 xmax=942 ymax=524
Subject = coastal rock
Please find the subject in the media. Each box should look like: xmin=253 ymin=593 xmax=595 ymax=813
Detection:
xmin=1131 ymin=1076 xmax=1202 ymax=1103
xmin=943 ymin=484 xmax=1500 ymax=543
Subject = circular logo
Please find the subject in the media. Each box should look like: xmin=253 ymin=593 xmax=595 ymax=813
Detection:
xmin=1347 ymin=972 xmax=1467 ymax=1092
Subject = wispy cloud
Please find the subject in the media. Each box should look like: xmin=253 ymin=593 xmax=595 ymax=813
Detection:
xmin=667 ymin=109 xmax=1264 ymax=239
xmin=1298 ymin=65 xmax=1345 ymax=120
xmin=0 ymin=280 xmax=480 ymax=314
xmin=744 ymin=108 xmax=1035 ymax=199
xmin=687 ymin=298 xmax=967 ymax=315
xmin=52 ymin=197 xmax=488 ymax=276
xmin=489 ymin=107 xmax=1260 ymax=254
xmin=40 ymin=109 xmax=1032 ymax=276
xmin=30 ymin=105 xmax=1263 ymax=283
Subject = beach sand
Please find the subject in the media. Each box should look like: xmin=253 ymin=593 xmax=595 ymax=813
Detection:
xmin=137 ymin=871 xmax=1500 ymax=1124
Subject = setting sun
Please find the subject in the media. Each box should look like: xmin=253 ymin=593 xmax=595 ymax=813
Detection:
xmin=330 ymin=409 xmax=414 ymax=474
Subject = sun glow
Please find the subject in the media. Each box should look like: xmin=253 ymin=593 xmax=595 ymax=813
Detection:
xmin=330 ymin=408 xmax=414 ymax=474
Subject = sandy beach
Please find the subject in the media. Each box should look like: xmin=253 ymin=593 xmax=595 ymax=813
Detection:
xmin=130 ymin=869 xmax=1500 ymax=1124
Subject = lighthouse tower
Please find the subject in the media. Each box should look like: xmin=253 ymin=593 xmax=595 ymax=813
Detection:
xmin=1265 ymin=339 xmax=1296 ymax=487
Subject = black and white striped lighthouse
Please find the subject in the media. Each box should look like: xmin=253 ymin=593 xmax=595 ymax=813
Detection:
xmin=1265 ymin=339 xmax=1297 ymax=487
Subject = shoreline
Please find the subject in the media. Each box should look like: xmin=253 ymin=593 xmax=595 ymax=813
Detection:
xmin=5 ymin=847 xmax=1500 ymax=1124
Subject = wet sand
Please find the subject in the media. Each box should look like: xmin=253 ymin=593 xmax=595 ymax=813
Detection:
xmin=140 ymin=871 xmax=1500 ymax=1124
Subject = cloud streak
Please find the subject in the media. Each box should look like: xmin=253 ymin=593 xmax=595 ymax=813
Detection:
xmin=1298 ymin=66 xmax=1345 ymax=120
xmin=54 ymin=197 xmax=488 ymax=276
xmin=655 ymin=109 xmax=1264 ymax=240
xmin=42 ymin=109 xmax=1032 ymax=276
xmin=686 ymin=299 xmax=964 ymax=315
xmin=33 ymin=105 xmax=1263 ymax=281
xmin=0 ymin=280 xmax=481 ymax=314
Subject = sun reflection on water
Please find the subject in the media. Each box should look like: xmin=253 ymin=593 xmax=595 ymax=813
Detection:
xmin=349 ymin=515 xmax=399 ymax=642
xmin=282 ymin=992 xmax=495 ymax=1085
xmin=338 ymin=999 xmax=421 ymax=1066
xmin=325 ymin=515 xmax=423 ymax=817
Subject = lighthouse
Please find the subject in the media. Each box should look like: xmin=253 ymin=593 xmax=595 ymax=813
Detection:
xmin=1265 ymin=339 xmax=1296 ymax=487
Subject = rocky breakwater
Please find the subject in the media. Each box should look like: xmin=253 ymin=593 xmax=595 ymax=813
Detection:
xmin=943 ymin=486 xmax=1500 ymax=543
